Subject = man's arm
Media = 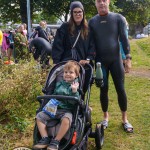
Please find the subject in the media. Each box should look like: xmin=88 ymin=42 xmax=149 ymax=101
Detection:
xmin=118 ymin=15 xmax=132 ymax=73
xmin=118 ymin=15 xmax=130 ymax=55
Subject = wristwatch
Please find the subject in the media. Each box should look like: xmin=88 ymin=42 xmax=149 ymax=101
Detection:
xmin=86 ymin=58 xmax=90 ymax=61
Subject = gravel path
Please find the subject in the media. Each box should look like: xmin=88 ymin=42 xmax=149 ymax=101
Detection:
xmin=128 ymin=68 xmax=150 ymax=78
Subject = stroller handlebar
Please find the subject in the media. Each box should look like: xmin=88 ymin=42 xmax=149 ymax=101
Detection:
xmin=37 ymin=95 xmax=81 ymax=105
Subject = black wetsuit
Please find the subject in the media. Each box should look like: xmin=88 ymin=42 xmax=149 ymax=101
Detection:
xmin=89 ymin=12 xmax=130 ymax=112
xmin=29 ymin=37 xmax=52 ymax=64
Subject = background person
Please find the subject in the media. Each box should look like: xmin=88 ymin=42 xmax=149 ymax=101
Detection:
xmin=89 ymin=0 xmax=133 ymax=132
xmin=30 ymin=21 xmax=49 ymax=42
xmin=22 ymin=23 xmax=27 ymax=36
xmin=7 ymin=30 xmax=15 ymax=63
xmin=2 ymin=30 xmax=9 ymax=57
xmin=14 ymin=24 xmax=28 ymax=63
xmin=0 ymin=29 xmax=3 ymax=59
xmin=44 ymin=20 xmax=54 ymax=42
xmin=29 ymin=37 xmax=52 ymax=68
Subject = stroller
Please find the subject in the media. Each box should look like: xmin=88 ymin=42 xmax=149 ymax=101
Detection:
xmin=33 ymin=61 xmax=104 ymax=150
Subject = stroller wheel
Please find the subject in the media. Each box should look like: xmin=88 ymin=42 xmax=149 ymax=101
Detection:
xmin=95 ymin=123 xmax=104 ymax=149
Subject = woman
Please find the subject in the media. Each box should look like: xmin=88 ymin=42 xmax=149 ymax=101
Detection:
xmin=22 ymin=23 xmax=28 ymax=36
xmin=14 ymin=24 xmax=28 ymax=62
xmin=2 ymin=30 xmax=9 ymax=57
xmin=0 ymin=30 xmax=3 ymax=59
xmin=52 ymin=1 xmax=95 ymax=66
xmin=52 ymin=1 xmax=95 ymax=95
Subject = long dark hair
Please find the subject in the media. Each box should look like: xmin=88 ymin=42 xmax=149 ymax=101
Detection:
xmin=68 ymin=10 xmax=88 ymax=40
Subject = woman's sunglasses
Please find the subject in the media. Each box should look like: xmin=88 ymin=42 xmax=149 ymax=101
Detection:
xmin=73 ymin=11 xmax=83 ymax=15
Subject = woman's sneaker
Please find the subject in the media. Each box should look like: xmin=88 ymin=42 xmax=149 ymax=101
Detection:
xmin=33 ymin=137 xmax=50 ymax=149
xmin=47 ymin=139 xmax=60 ymax=150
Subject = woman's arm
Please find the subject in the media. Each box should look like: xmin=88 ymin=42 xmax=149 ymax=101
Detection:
xmin=52 ymin=23 xmax=68 ymax=64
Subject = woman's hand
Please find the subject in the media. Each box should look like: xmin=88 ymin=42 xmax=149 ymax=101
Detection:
xmin=71 ymin=82 xmax=79 ymax=93
xmin=79 ymin=60 xmax=90 ymax=66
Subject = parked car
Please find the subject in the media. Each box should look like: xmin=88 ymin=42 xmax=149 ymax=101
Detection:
xmin=136 ymin=33 xmax=148 ymax=39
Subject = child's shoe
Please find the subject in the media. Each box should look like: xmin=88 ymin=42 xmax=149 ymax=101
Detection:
xmin=47 ymin=139 xmax=60 ymax=150
xmin=33 ymin=137 xmax=50 ymax=149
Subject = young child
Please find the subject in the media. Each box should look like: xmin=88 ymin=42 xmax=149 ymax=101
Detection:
xmin=33 ymin=61 xmax=80 ymax=150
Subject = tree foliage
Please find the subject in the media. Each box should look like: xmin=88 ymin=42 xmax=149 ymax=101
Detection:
xmin=0 ymin=0 xmax=149 ymax=33
xmin=115 ymin=0 xmax=150 ymax=26
xmin=0 ymin=0 xmax=21 ymax=23
xmin=0 ymin=0 xmax=119 ymax=24
xmin=0 ymin=0 xmax=38 ymax=24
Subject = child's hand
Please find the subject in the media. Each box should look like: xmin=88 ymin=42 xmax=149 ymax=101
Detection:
xmin=71 ymin=82 xmax=79 ymax=93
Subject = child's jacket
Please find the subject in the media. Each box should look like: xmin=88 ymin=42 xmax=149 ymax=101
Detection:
xmin=53 ymin=79 xmax=79 ymax=110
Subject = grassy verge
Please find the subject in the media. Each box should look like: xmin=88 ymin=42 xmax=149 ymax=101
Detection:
xmin=0 ymin=37 xmax=150 ymax=150
xmin=0 ymin=59 xmax=47 ymax=149
xmin=130 ymin=37 xmax=150 ymax=69
xmin=88 ymin=75 xmax=150 ymax=150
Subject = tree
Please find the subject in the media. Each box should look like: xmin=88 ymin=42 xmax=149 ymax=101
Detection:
xmin=115 ymin=0 xmax=150 ymax=24
xmin=0 ymin=0 xmax=119 ymax=24
xmin=0 ymin=0 xmax=21 ymax=23
xmin=37 ymin=0 xmax=118 ymax=22
xmin=115 ymin=0 xmax=150 ymax=35
xmin=0 ymin=0 xmax=35 ymax=24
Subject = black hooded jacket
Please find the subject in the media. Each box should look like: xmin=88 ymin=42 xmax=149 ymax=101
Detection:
xmin=31 ymin=26 xmax=49 ymax=42
xmin=52 ymin=22 xmax=95 ymax=64
xmin=29 ymin=37 xmax=52 ymax=60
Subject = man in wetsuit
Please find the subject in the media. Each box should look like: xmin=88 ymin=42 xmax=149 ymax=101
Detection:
xmin=89 ymin=0 xmax=133 ymax=132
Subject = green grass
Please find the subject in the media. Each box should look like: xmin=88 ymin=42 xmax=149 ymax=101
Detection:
xmin=130 ymin=38 xmax=150 ymax=69
xmin=88 ymin=75 xmax=150 ymax=150
xmin=0 ymin=37 xmax=150 ymax=150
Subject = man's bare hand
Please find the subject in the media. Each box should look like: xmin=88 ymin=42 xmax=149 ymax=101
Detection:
xmin=125 ymin=59 xmax=131 ymax=73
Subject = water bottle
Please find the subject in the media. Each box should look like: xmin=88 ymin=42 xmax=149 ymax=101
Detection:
xmin=95 ymin=62 xmax=104 ymax=87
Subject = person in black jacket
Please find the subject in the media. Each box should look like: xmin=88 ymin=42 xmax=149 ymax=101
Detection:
xmin=29 ymin=37 xmax=52 ymax=67
xmin=52 ymin=1 xmax=95 ymax=66
xmin=30 ymin=21 xmax=49 ymax=42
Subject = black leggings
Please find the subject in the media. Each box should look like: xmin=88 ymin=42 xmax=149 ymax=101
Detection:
xmin=100 ymin=58 xmax=127 ymax=112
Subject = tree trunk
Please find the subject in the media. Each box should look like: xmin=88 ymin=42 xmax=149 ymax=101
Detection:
xmin=19 ymin=0 xmax=33 ymax=24
xmin=19 ymin=0 xmax=27 ymax=24
xmin=64 ymin=13 xmax=68 ymax=22
xmin=64 ymin=4 xmax=70 ymax=22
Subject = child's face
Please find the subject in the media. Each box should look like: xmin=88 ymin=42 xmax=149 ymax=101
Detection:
xmin=63 ymin=68 xmax=78 ymax=82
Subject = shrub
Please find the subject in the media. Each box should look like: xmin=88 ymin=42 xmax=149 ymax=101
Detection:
xmin=0 ymin=59 xmax=48 ymax=132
